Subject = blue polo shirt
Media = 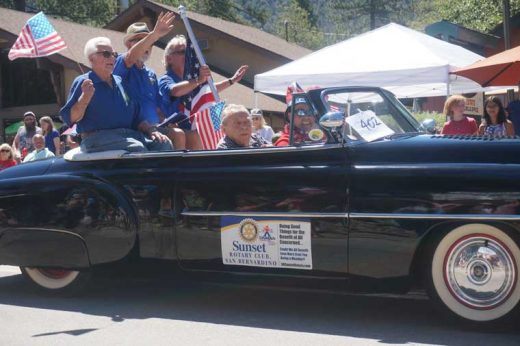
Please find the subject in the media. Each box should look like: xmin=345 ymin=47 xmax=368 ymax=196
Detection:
xmin=158 ymin=69 xmax=182 ymax=118
xmin=114 ymin=54 xmax=161 ymax=124
xmin=60 ymin=71 xmax=142 ymax=134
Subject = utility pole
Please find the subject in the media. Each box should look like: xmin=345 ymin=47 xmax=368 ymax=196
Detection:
xmin=503 ymin=0 xmax=511 ymax=49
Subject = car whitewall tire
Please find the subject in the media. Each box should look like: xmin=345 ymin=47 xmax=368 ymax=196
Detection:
xmin=430 ymin=224 xmax=520 ymax=322
xmin=21 ymin=267 xmax=90 ymax=294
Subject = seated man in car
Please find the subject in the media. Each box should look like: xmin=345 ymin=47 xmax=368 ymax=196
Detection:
xmin=60 ymin=37 xmax=172 ymax=153
xmin=275 ymin=96 xmax=325 ymax=146
xmin=217 ymin=104 xmax=270 ymax=149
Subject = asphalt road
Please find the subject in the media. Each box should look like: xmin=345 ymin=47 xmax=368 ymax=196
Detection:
xmin=0 ymin=265 xmax=519 ymax=346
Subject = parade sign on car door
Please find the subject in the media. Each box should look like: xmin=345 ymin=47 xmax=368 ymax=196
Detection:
xmin=221 ymin=217 xmax=312 ymax=270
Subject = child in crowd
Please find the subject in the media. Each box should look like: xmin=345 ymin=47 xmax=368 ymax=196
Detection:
xmin=440 ymin=95 xmax=478 ymax=135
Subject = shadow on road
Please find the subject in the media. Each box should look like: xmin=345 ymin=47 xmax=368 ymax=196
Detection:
xmin=0 ymin=270 xmax=518 ymax=345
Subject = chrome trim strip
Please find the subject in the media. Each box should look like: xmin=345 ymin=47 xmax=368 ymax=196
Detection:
xmin=181 ymin=211 xmax=520 ymax=221
xmin=124 ymin=143 xmax=343 ymax=159
xmin=181 ymin=211 xmax=347 ymax=218
xmin=349 ymin=213 xmax=520 ymax=221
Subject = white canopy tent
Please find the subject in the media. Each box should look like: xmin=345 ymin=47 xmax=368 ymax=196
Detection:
xmin=254 ymin=23 xmax=498 ymax=98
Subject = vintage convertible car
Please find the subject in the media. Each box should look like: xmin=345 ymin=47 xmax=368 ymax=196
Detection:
xmin=1 ymin=86 xmax=519 ymax=325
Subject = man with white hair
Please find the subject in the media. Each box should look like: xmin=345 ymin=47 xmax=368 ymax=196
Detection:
xmin=113 ymin=12 xmax=185 ymax=150
xmin=217 ymin=104 xmax=270 ymax=149
xmin=159 ymin=34 xmax=249 ymax=149
xmin=60 ymin=36 xmax=172 ymax=153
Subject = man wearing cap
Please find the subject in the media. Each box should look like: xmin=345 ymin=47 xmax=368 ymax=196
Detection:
xmin=217 ymin=104 xmax=270 ymax=150
xmin=60 ymin=36 xmax=172 ymax=153
xmin=12 ymin=111 xmax=42 ymax=161
xmin=274 ymin=96 xmax=324 ymax=147
xmin=113 ymin=12 xmax=185 ymax=150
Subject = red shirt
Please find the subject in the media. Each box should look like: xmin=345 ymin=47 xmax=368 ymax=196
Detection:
xmin=441 ymin=116 xmax=478 ymax=135
xmin=275 ymin=124 xmax=326 ymax=146
xmin=0 ymin=159 xmax=16 ymax=170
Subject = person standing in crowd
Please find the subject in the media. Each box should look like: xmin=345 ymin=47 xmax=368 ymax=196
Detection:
xmin=39 ymin=116 xmax=61 ymax=156
xmin=113 ymin=13 xmax=186 ymax=150
xmin=250 ymin=108 xmax=274 ymax=143
xmin=23 ymin=134 xmax=55 ymax=162
xmin=506 ymin=98 xmax=520 ymax=135
xmin=12 ymin=111 xmax=42 ymax=161
xmin=217 ymin=104 xmax=269 ymax=149
xmin=159 ymin=34 xmax=248 ymax=149
xmin=440 ymin=95 xmax=478 ymax=135
xmin=479 ymin=96 xmax=515 ymax=137
xmin=60 ymin=37 xmax=172 ymax=153
xmin=0 ymin=143 xmax=17 ymax=170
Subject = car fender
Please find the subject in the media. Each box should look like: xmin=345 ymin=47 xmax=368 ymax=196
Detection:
xmin=0 ymin=174 xmax=138 ymax=267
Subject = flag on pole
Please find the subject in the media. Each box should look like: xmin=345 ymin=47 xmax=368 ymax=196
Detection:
xmin=181 ymin=38 xmax=216 ymax=117
xmin=195 ymin=101 xmax=225 ymax=150
xmin=8 ymin=12 xmax=67 ymax=61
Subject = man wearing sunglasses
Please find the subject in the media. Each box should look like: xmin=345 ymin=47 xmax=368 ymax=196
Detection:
xmin=159 ymin=34 xmax=249 ymax=149
xmin=60 ymin=36 xmax=172 ymax=153
xmin=113 ymin=13 xmax=185 ymax=150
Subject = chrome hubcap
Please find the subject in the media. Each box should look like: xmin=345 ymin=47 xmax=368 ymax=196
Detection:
xmin=444 ymin=235 xmax=516 ymax=309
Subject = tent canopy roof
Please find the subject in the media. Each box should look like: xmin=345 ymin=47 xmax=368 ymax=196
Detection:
xmin=254 ymin=23 xmax=489 ymax=98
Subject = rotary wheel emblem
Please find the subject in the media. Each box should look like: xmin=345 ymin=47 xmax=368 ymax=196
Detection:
xmin=239 ymin=219 xmax=259 ymax=242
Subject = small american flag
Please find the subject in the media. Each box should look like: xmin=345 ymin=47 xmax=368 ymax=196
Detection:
xmin=8 ymin=12 xmax=67 ymax=61
xmin=181 ymin=38 xmax=215 ymax=117
xmin=195 ymin=101 xmax=225 ymax=150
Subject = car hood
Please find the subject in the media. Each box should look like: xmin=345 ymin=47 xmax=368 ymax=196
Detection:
xmin=350 ymin=134 xmax=520 ymax=165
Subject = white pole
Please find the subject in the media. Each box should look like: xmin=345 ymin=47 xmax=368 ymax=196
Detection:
xmin=178 ymin=5 xmax=220 ymax=102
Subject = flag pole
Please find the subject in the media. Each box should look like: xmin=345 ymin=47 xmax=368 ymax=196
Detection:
xmin=178 ymin=5 xmax=220 ymax=102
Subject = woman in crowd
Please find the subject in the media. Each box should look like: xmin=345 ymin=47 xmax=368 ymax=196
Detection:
xmin=479 ymin=96 xmax=515 ymax=137
xmin=0 ymin=143 xmax=17 ymax=170
xmin=440 ymin=95 xmax=478 ymax=135
xmin=251 ymin=108 xmax=274 ymax=143
xmin=39 ymin=116 xmax=61 ymax=156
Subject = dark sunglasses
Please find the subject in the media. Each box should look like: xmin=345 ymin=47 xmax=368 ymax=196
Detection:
xmin=296 ymin=109 xmax=313 ymax=117
xmin=94 ymin=50 xmax=118 ymax=58
xmin=171 ymin=49 xmax=186 ymax=55
xmin=0 ymin=149 xmax=10 ymax=153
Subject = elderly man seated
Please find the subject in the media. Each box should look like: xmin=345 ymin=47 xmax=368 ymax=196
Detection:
xmin=217 ymin=104 xmax=270 ymax=149
xmin=23 ymin=134 xmax=55 ymax=162
xmin=60 ymin=37 xmax=172 ymax=153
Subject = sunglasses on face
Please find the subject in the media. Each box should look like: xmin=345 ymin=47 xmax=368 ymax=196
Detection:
xmin=296 ymin=109 xmax=313 ymax=117
xmin=94 ymin=50 xmax=118 ymax=59
xmin=0 ymin=149 xmax=10 ymax=153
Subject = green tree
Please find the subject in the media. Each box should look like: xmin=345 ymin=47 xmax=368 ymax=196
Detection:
xmin=272 ymin=0 xmax=323 ymax=50
xmin=0 ymin=0 xmax=119 ymax=27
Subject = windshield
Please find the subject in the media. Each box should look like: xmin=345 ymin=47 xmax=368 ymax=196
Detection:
xmin=321 ymin=89 xmax=422 ymax=142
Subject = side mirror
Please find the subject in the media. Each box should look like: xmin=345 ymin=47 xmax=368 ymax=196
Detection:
xmin=420 ymin=118 xmax=437 ymax=134
xmin=319 ymin=111 xmax=344 ymax=129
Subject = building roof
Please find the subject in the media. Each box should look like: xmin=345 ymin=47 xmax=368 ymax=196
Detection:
xmin=106 ymin=0 xmax=311 ymax=62
xmin=0 ymin=7 xmax=286 ymax=112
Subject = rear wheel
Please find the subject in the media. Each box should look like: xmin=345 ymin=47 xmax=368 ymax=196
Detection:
xmin=427 ymin=224 xmax=520 ymax=323
xmin=20 ymin=267 xmax=90 ymax=295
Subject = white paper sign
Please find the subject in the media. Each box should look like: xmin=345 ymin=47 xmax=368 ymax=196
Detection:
xmin=345 ymin=110 xmax=394 ymax=142
xmin=221 ymin=217 xmax=312 ymax=270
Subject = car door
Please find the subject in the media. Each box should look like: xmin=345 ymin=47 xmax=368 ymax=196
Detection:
xmin=174 ymin=143 xmax=350 ymax=278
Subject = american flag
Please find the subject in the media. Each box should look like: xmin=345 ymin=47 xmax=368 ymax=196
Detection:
xmin=8 ymin=12 xmax=66 ymax=61
xmin=181 ymin=38 xmax=216 ymax=118
xmin=195 ymin=101 xmax=225 ymax=150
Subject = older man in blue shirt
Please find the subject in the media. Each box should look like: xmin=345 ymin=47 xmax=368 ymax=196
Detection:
xmin=61 ymin=36 xmax=172 ymax=153
xmin=113 ymin=12 xmax=186 ymax=150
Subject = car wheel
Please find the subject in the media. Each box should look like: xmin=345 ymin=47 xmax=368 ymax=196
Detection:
xmin=427 ymin=224 xmax=520 ymax=323
xmin=20 ymin=267 xmax=90 ymax=294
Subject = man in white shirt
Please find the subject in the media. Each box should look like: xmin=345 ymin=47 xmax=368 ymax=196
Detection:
xmin=23 ymin=134 xmax=55 ymax=162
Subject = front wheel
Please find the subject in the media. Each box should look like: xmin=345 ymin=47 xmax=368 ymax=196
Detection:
xmin=427 ymin=224 xmax=520 ymax=323
xmin=20 ymin=267 xmax=90 ymax=295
